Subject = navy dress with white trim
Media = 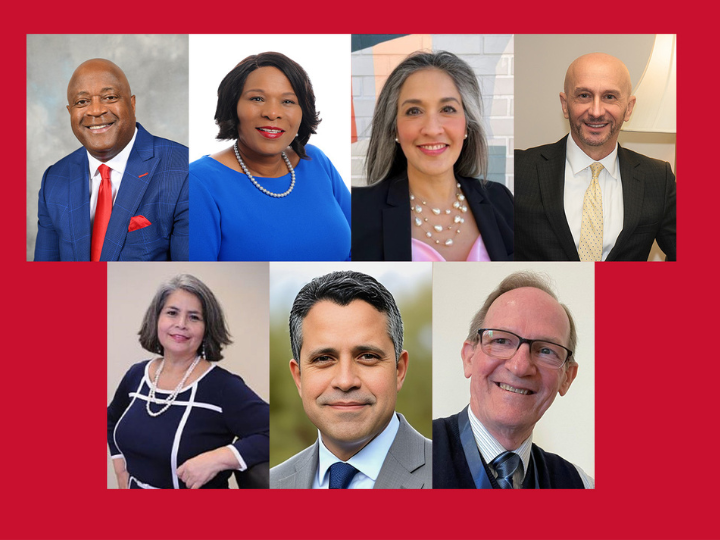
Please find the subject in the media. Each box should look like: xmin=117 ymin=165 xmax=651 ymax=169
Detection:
xmin=107 ymin=360 xmax=269 ymax=489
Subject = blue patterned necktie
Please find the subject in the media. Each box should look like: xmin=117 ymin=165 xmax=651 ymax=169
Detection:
xmin=328 ymin=462 xmax=358 ymax=489
xmin=491 ymin=451 xmax=521 ymax=489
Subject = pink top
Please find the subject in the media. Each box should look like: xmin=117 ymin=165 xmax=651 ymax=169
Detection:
xmin=411 ymin=235 xmax=491 ymax=262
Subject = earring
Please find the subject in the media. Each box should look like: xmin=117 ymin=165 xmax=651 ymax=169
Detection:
xmin=464 ymin=133 xmax=468 ymax=139
xmin=295 ymin=133 xmax=299 ymax=138
xmin=395 ymin=138 xmax=399 ymax=143
xmin=200 ymin=342 xmax=206 ymax=360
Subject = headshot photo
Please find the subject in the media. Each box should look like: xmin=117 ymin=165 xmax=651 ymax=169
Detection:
xmin=432 ymin=262 xmax=594 ymax=489
xmin=188 ymin=35 xmax=351 ymax=262
xmin=27 ymin=34 xmax=189 ymax=261
xmin=350 ymin=34 xmax=514 ymax=262
xmin=269 ymin=262 xmax=432 ymax=488
xmin=514 ymin=34 xmax=676 ymax=261
xmin=106 ymin=262 xmax=270 ymax=489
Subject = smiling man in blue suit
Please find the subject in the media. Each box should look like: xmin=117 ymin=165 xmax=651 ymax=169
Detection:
xmin=34 ymin=58 xmax=188 ymax=261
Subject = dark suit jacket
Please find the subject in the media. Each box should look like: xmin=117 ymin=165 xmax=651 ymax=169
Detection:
xmin=351 ymin=174 xmax=513 ymax=261
xmin=270 ymin=413 xmax=432 ymax=489
xmin=34 ymin=123 xmax=189 ymax=261
xmin=432 ymin=410 xmax=585 ymax=489
xmin=514 ymin=136 xmax=676 ymax=261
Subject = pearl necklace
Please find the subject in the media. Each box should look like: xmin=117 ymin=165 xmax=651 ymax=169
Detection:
xmin=146 ymin=355 xmax=202 ymax=417
xmin=410 ymin=182 xmax=468 ymax=247
xmin=234 ymin=141 xmax=295 ymax=198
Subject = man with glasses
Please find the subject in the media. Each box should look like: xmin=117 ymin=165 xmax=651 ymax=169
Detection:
xmin=433 ymin=271 xmax=594 ymax=489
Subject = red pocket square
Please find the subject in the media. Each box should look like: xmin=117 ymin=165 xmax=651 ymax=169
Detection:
xmin=128 ymin=215 xmax=152 ymax=232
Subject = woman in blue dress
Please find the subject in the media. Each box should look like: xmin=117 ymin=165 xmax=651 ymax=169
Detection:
xmin=190 ymin=52 xmax=351 ymax=261
xmin=107 ymin=274 xmax=269 ymax=489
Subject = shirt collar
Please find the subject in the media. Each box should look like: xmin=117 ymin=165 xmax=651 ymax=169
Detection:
xmin=467 ymin=406 xmax=532 ymax=481
xmin=317 ymin=412 xmax=400 ymax=485
xmin=566 ymin=133 xmax=620 ymax=181
xmin=87 ymin=127 xmax=138 ymax=177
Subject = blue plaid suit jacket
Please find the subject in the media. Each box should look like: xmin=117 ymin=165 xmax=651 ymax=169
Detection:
xmin=34 ymin=123 xmax=189 ymax=261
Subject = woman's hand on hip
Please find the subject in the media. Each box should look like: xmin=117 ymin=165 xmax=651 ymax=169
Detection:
xmin=177 ymin=447 xmax=239 ymax=489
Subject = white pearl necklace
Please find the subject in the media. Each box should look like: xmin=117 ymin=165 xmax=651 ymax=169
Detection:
xmin=146 ymin=355 xmax=202 ymax=417
xmin=410 ymin=182 xmax=468 ymax=247
xmin=234 ymin=141 xmax=295 ymax=198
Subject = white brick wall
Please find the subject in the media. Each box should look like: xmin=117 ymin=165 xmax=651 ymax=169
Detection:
xmin=351 ymin=34 xmax=514 ymax=192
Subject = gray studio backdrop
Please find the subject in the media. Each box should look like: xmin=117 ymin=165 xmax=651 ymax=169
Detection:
xmin=26 ymin=34 xmax=189 ymax=261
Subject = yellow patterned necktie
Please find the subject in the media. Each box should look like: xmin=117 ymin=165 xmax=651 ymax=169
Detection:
xmin=578 ymin=162 xmax=604 ymax=262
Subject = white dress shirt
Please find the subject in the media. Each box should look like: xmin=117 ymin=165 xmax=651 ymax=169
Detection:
xmin=564 ymin=135 xmax=624 ymax=261
xmin=313 ymin=412 xmax=400 ymax=489
xmin=87 ymin=128 xmax=138 ymax=225
xmin=467 ymin=407 xmax=594 ymax=489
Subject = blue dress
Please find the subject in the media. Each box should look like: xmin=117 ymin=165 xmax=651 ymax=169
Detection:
xmin=107 ymin=361 xmax=269 ymax=489
xmin=190 ymin=144 xmax=351 ymax=261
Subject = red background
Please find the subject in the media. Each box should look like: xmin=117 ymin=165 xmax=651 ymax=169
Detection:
xmin=5 ymin=3 xmax=712 ymax=539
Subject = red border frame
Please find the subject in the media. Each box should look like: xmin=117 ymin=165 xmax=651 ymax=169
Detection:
xmin=6 ymin=3 xmax=710 ymax=538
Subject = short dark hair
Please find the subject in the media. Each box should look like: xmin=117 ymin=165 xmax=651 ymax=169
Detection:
xmin=466 ymin=271 xmax=578 ymax=363
xmin=214 ymin=51 xmax=320 ymax=160
xmin=289 ymin=271 xmax=404 ymax=363
xmin=139 ymin=274 xmax=232 ymax=362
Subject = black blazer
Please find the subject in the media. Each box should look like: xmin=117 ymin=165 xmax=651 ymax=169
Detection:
xmin=514 ymin=136 xmax=676 ymax=261
xmin=351 ymin=174 xmax=514 ymax=261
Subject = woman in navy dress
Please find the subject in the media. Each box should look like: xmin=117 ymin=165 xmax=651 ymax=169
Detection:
xmin=107 ymin=274 xmax=269 ymax=489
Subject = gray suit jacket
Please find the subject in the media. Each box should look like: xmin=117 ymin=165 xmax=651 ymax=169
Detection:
xmin=515 ymin=136 xmax=676 ymax=261
xmin=270 ymin=413 xmax=431 ymax=489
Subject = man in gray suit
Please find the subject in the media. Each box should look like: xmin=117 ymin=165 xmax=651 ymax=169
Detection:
xmin=515 ymin=52 xmax=676 ymax=261
xmin=270 ymin=271 xmax=431 ymax=489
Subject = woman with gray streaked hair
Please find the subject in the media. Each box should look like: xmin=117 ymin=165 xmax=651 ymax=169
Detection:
xmin=352 ymin=50 xmax=514 ymax=262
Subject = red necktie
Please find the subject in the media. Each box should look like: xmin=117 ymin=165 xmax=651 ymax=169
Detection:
xmin=91 ymin=164 xmax=113 ymax=261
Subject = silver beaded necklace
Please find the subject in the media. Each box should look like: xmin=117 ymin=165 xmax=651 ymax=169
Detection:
xmin=410 ymin=182 xmax=468 ymax=247
xmin=234 ymin=141 xmax=295 ymax=198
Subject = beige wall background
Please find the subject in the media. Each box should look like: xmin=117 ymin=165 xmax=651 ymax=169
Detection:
xmin=515 ymin=34 xmax=675 ymax=261
xmin=515 ymin=34 xmax=674 ymax=166
xmin=106 ymin=262 xmax=269 ymax=488
xmin=432 ymin=262 xmax=595 ymax=478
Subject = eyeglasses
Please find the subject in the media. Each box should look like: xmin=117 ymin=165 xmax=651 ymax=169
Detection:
xmin=477 ymin=328 xmax=573 ymax=369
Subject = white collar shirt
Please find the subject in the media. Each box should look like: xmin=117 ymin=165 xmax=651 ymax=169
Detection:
xmin=564 ymin=135 xmax=624 ymax=261
xmin=87 ymin=127 xmax=138 ymax=224
xmin=313 ymin=412 xmax=400 ymax=489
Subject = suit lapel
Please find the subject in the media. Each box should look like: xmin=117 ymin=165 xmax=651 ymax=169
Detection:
xmin=382 ymin=176 xmax=412 ymax=261
xmin=67 ymin=150 xmax=92 ymax=261
xmin=374 ymin=414 xmax=428 ymax=489
xmin=459 ymin=176 xmax=509 ymax=261
xmin=607 ymin=145 xmax=643 ymax=261
xmin=101 ymin=124 xmax=159 ymax=261
xmin=538 ymin=137 xmax=580 ymax=261
xmin=276 ymin=443 xmax=318 ymax=489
